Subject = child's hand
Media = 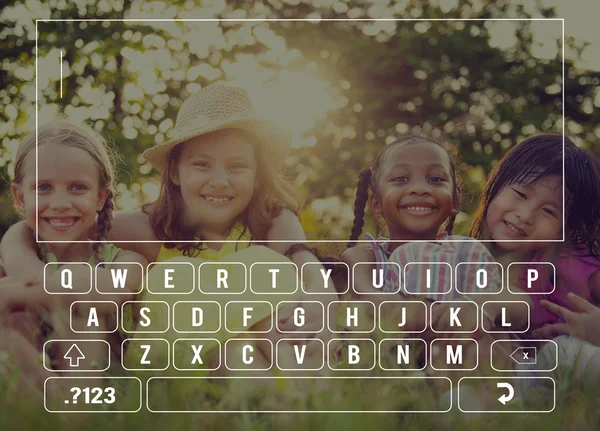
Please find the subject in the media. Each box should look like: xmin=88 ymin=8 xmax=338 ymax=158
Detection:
xmin=533 ymin=293 xmax=600 ymax=346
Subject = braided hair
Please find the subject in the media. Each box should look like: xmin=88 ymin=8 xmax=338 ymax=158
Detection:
xmin=13 ymin=118 xmax=119 ymax=263
xmin=347 ymin=133 xmax=461 ymax=247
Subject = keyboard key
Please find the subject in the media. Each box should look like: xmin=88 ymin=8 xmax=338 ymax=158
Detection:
xmin=172 ymin=301 xmax=221 ymax=333
xmin=224 ymin=301 xmax=273 ymax=333
xmin=250 ymin=262 xmax=298 ymax=294
xmin=43 ymin=339 xmax=111 ymax=372
xmin=173 ymin=338 xmax=221 ymax=371
xmin=353 ymin=262 xmax=401 ymax=294
xmin=455 ymin=262 xmax=503 ymax=295
xmin=95 ymin=262 xmax=144 ymax=295
xmin=404 ymin=262 xmax=452 ymax=297
xmin=481 ymin=301 xmax=530 ymax=333
xmin=44 ymin=262 xmax=92 ymax=295
xmin=507 ymin=262 xmax=556 ymax=294
xmin=198 ymin=262 xmax=247 ymax=294
xmin=146 ymin=377 xmax=452 ymax=413
xmin=379 ymin=338 xmax=427 ymax=371
xmin=328 ymin=301 xmax=376 ymax=333
xmin=430 ymin=338 xmax=478 ymax=371
xmin=44 ymin=377 xmax=142 ymax=413
xmin=430 ymin=301 xmax=478 ymax=333
xmin=70 ymin=301 xmax=118 ymax=333
xmin=458 ymin=377 xmax=555 ymax=413
xmin=491 ymin=339 xmax=558 ymax=372
xmin=121 ymin=301 xmax=170 ymax=333
xmin=378 ymin=301 xmax=427 ymax=333
xmin=224 ymin=338 xmax=273 ymax=371
xmin=276 ymin=301 xmax=324 ymax=333
xmin=301 ymin=261 xmax=349 ymax=294
xmin=327 ymin=338 xmax=376 ymax=371
xmin=121 ymin=339 xmax=169 ymax=371
xmin=275 ymin=338 xmax=325 ymax=371
xmin=147 ymin=262 xmax=195 ymax=294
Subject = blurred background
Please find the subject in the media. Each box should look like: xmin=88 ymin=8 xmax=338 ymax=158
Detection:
xmin=1 ymin=0 xmax=599 ymax=242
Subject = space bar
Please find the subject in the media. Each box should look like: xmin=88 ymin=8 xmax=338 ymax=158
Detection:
xmin=146 ymin=376 xmax=451 ymax=413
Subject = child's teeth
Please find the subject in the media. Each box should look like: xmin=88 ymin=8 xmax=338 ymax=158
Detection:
xmin=405 ymin=206 xmax=432 ymax=211
xmin=48 ymin=218 xmax=75 ymax=227
xmin=205 ymin=196 xmax=230 ymax=202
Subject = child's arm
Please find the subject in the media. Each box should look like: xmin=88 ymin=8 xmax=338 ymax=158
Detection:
xmin=0 ymin=221 xmax=43 ymax=278
xmin=108 ymin=210 xmax=162 ymax=263
xmin=90 ymin=250 xmax=147 ymax=305
xmin=266 ymin=209 xmax=337 ymax=294
xmin=340 ymin=246 xmax=426 ymax=332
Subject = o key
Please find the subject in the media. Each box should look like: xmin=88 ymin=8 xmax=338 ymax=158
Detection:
xmin=455 ymin=262 xmax=504 ymax=295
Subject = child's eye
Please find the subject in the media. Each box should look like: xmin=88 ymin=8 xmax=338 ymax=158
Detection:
xmin=37 ymin=184 xmax=51 ymax=192
xmin=429 ymin=176 xmax=447 ymax=183
xmin=70 ymin=184 xmax=88 ymax=192
xmin=230 ymin=163 xmax=248 ymax=170
xmin=512 ymin=188 xmax=526 ymax=199
xmin=193 ymin=161 xmax=210 ymax=168
xmin=392 ymin=176 xmax=409 ymax=182
xmin=542 ymin=208 xmax=557 ymax=218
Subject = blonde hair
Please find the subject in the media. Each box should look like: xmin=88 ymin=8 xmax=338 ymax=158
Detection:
xmin=143 ymin=129 xmax=303 ymax=256
xmin=12 ymin=118 xmax=118 ymax=262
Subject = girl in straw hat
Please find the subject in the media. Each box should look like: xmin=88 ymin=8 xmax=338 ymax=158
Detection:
xmin=1 ymin=84 xmax=337 ymax=373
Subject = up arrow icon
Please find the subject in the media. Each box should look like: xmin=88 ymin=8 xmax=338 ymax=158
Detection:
xmin=64 ymin=344 xmax=85 ymax=367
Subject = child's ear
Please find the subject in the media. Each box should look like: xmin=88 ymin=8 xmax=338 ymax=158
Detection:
xmin=96 ymin=188 xmax=111 ymax=212
xmin=370 ymin=195 xmax=382 ymax=214
xmin=11 ymin=184 xmax=26 ymax=213
xmin=169 ymin=160 xmax=181 ymax=186
xmin=451 ymin=198 xmax=460 ymax=216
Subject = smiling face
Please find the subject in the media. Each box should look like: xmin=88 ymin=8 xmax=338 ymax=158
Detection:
xmin=12 ymin=143 xmax=110 ymax=242
xmin=486 ymin=174 xmax=563 ymax=254
xmin=371 ymin=142 xmax=458 ymax=240
xmin=169 ymin=129 xmax=258 ymax=239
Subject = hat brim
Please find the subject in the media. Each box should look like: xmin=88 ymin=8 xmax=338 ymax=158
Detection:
xmin=143 ymin=117 xmax=292 ymax=173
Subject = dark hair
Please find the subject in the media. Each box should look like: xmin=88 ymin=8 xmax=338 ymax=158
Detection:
xmin=143 ymin=129 xmax=303 ymax=256
xmin=470 ymin=134 xmax=600 ymax=256
xmin=347 ymin=134 xmax=461 ymax=247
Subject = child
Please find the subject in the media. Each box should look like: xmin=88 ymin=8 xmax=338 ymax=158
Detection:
xmin=341 ymin=134 xmax=502 ymax=330
xmin=0 ymin=85 xmax=336 ymax=370
xmin=5 ymin=119 xmax=147 ymax=376
xmin=470 ymin=134 xmax=600 ymax=334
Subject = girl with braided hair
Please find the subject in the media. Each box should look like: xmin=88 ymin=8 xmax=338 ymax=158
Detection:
xmin=341 ymin=134 xmax=502 ymax=331
xmin=3 ymin=118 xmax=146 ymax=374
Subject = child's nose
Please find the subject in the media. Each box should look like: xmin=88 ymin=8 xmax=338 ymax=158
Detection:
xmin=516 ymin=203 xmax=535 ymax=225
xmin=50 ymin=194 xmax=73 ymax=210
xmin=208 ymin=168 xmax=230 ymax=189
xmin=408 ymin=179 xmax=431 ymax=195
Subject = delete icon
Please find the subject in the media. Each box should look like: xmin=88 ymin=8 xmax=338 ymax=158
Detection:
xmin=510 ymin=347 xmax=537 ymax=365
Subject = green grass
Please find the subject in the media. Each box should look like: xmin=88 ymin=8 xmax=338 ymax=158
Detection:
xmin=1 ymin=365 xmax=600 ymax=431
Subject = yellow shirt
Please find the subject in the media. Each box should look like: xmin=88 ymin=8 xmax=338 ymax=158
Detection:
xmin=155 ymin=223 xmax=252 ymax=262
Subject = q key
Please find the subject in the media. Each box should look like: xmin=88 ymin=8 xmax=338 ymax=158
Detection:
xmin=44 ymin=262 xmax=92 ymax=294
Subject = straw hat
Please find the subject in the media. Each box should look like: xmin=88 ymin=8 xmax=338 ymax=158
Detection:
xmin=143 ymin=84 xmax=292 ymax=172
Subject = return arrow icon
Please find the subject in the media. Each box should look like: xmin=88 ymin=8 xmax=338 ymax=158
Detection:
xmin=64 ymin=343 xmax=85 ymax=367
